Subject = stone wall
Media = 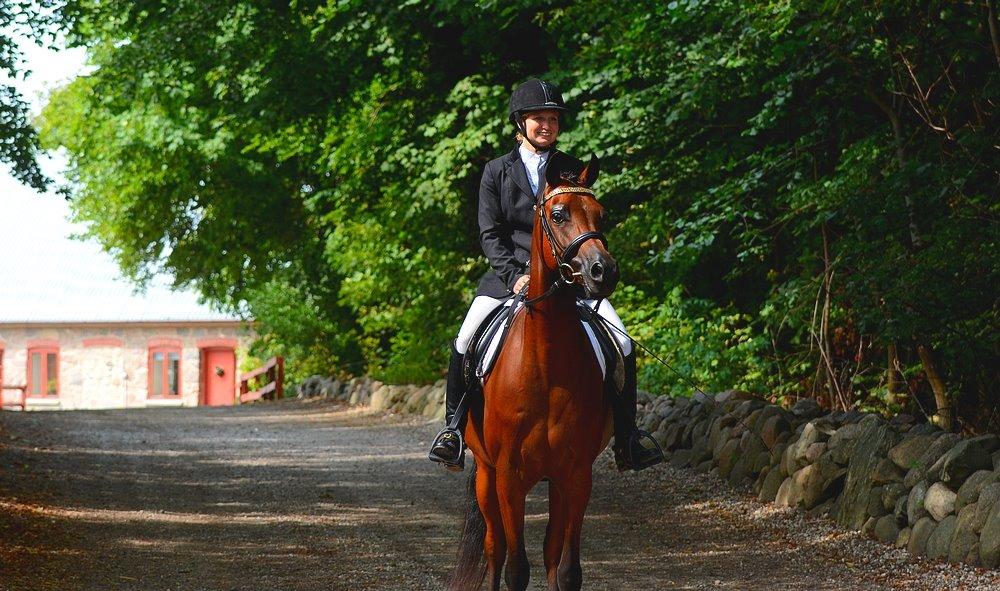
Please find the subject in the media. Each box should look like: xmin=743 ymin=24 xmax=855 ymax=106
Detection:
xmin=296 ymin=375 xmax=446 ymax=420
xmin=636 ymin=390 xmax=1000 ymax=570
xmin=296 ymin=376 xmax=1000 ymax=571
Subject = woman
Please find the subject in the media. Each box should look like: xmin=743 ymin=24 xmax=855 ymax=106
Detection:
xmin=427 ymin=78 xmax=663 ymax=473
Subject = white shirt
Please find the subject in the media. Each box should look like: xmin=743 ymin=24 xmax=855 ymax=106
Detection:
xmin=518 ymin=144 xmax=549 ymax=196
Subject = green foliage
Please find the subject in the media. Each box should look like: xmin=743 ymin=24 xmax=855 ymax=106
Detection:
xmin=36 ymin=0 xmax=999 ymax=429
xmin=0 ymin=1 xmax=51 ymax=189
xmin=617 ymin=285 xmax=771 ymax=397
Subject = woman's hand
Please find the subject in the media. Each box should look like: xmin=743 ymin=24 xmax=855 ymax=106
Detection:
xmin=513 ymin=275 xmax=530 ymax=293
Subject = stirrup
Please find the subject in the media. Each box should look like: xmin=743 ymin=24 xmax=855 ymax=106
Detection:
xmin=428 ymin=428 xmax=466 ymax=472
xmin=613 ymin=430 xmax=664 ymax=472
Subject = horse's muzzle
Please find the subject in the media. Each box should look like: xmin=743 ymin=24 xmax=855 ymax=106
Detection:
xmin=577 ymin=250 xmax=619 ymax=299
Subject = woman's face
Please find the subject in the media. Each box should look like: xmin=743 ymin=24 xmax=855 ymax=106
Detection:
xmin=522 ymin=109 xmax=560 ymax=150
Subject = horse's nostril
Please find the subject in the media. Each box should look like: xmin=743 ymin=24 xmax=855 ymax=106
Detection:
xmin=591 ymin=261 xmax=604 ymax=280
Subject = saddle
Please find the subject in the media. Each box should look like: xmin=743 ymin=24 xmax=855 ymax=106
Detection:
xmin=462 ymin=296 xmax=626 ymax=396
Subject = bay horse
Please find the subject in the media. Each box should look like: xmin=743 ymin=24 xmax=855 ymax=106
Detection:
xmin=449 ymin=155 xmax=618 ymax=591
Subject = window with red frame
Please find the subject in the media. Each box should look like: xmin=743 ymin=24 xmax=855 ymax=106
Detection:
xmin=27 ymin=347 xmax=59 ymax=397
xmin=148 ymin=347 xmax=181 ymax=397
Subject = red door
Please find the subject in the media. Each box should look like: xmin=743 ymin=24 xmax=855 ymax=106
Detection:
xmin=202 ymin=348 xmax=236 ymax=406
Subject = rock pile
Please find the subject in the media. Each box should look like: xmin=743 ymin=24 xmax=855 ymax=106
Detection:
xmin=293 ymin=375 xmax=446 ymax=420
xmin=639 ymin=390 xmax=1000 ymax=570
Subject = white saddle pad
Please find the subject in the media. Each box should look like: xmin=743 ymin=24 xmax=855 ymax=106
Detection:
xmin=476 ymin=300 xmax=608 ymax=381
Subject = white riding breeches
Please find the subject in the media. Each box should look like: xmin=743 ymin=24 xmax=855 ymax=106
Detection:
xmin=453 ymin=295 xmax=633 ymax=357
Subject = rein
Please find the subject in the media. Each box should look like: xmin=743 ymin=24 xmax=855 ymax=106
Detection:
xmin=595 ymin=317 xmax=780 ymax=460
xmin=526 ymin=185 xmax=606 ymax=306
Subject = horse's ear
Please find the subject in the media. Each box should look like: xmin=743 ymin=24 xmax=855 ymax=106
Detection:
xmin=545 ymin=154 xmax=565 ymax=189
xmin=577 ymin=154 xmax=600 ymax=188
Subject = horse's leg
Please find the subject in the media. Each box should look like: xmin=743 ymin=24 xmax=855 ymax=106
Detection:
xmin=496 ymin=467 xmax=531 ymax=591
xmin=476 ymin=463 xmax=506 ymax=591
xmin=556 ymin=467 xmax=593 ymax=591
xmin=543 ymin=480 xmax=568 ymax=591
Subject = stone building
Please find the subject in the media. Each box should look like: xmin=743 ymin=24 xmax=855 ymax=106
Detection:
xmin=0 ymin=320 xmax=250 ymax=410
xmin=1 ymin=175 xmax=254 ymax=410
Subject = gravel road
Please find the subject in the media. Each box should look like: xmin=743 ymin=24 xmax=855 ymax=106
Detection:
xmin=1 ymin=400 xmax=997 ymax=590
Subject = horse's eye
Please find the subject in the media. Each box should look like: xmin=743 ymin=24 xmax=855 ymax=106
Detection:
xmin=551 ymin=209 xmax=567 ymax=224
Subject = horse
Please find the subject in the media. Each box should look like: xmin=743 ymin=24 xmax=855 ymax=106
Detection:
xmin=448 ymin=154 xmax=619 ymax=591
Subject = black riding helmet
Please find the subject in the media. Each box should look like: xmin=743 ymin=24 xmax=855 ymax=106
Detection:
xmin=508 ymin=78 xmax=568 ymax=152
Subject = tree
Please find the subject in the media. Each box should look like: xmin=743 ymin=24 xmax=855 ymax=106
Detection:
xmin=40 ymin=0 xmax=998 ymax=431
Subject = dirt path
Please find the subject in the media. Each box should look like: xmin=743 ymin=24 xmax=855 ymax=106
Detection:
xmin=0 ymin=401 xmax=996 ymax=590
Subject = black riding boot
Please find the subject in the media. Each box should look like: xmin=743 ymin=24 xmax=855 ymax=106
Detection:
xmin=612 ymin=351 xmax=664 ymax=471
xmin=428 ymin=344 xmax=468 ymax=471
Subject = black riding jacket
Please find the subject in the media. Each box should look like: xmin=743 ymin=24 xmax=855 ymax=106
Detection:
xmin=475 ymin=147 xmax=583 ymax=298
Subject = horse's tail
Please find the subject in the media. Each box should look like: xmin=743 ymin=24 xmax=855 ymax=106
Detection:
xmin=446 ymin=460 xmax=487 ymax=591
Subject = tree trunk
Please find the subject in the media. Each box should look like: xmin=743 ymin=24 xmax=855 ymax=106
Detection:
xmin=917 ymin=344 xmax=951 ymax=430
xmin=988 ymin=0 xmax=1000 ymax=68
xmin=887 ymin=342 xmax=906 ymax=407
xmin=869 ymin=86 xmax=950 ymax=428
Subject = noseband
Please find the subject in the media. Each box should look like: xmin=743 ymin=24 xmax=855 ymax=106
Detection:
xmin=525 ymin=185 xmax=607 ymax=306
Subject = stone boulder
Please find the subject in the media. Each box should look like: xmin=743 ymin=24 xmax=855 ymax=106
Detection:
xmin=907 ymin=480 xmax=930 ymax=525
xmin=759 ymin=467 xmax=786 ymax=502
xmin=889 ymin=434 xmax=938 ymax=470
xmin=835 ymin=417 xmax=896 ymax=530
xmin=925 ymin=514 xmax=957 ymax=560
xmin=777 ymin=463 xmax=824 ymax=509
xmin=369 ymin=384 xmax=391 ymax=411
xmin=760 ymin=414 xmax=792 ymax=448
xmin=956 ymin=470 xmax=998 ymax=511
xmin=790 ymin=398 xmax=823 ymax=419
xmin=972 ymin=434 xmax=1000 ymax=454
xmin=826 ymin=423 xmax=863 ymax=465
xmin=873 ymin=514 xmax=900 ymax=544
xmin=924 ymin=482 xmax=958 ymax=522
xmin=882 ymin=482 xmax=907 ymax=512
xmin=983 ymin=499 xmax=1000 ymax=568
xmin=896 ymin=527 xmax=911 ymax=549
xmin=904 ymin=433 xmax=961 ymax=488
xmin=867 ymin=486 xmax=887 ymax=519
xmin=783 ymin=421 xmax=825 ymax=475
xmin=936 ymin=439 xmax=994 ymax=488
xmin=908 ymin=516 xmax=937 ymax=556
xmin=949 ymin=504 xmax=980 ymax=563
xmin=976 ymin=483 xmax=1000 ymax=532
xmin=871 ymin=458 xmax=904 ymax=486
xmin=714 ymin=389 xmax=756 ymax=404
xmin=805 ymin=442 xmax=827 ymax=463
xmin=717 ymin=439 xmax=742 ymax=478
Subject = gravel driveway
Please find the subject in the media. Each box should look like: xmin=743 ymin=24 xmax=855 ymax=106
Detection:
xmin=1 ymin=400 xmax=997 ymax=590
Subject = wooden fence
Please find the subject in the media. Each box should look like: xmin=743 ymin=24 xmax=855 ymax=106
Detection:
xmin=238 ymin=357 xmax=284 ymax=403
xmin=1 ymin=385 xmax=26 ymax=410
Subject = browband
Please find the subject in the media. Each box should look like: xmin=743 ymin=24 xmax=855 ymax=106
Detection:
xmin=540 ymin=185 xmax=596 ymax=207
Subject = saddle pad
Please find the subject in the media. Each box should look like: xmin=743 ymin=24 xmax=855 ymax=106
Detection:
xmin=476 ymin=300 xmax=608 ymax=382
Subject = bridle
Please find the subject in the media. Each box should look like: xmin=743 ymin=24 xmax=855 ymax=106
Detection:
xmin=525 ymin=184 xmax=608 ymax=306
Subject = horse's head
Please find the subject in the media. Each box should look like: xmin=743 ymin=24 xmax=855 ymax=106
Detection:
xmin=538 ymin=154 xmax=619 ymax=300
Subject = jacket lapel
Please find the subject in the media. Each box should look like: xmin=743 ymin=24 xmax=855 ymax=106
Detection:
xmin=506 ymin=148 xmax=536 ymax=202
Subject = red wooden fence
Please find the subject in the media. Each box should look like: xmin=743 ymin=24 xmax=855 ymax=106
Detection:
xmin=239 ymin=357 xmax=284 ymax=403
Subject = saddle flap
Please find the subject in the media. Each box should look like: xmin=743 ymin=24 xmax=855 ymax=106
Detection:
xmin=577 ymin=301 xmax=626 ymax=393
